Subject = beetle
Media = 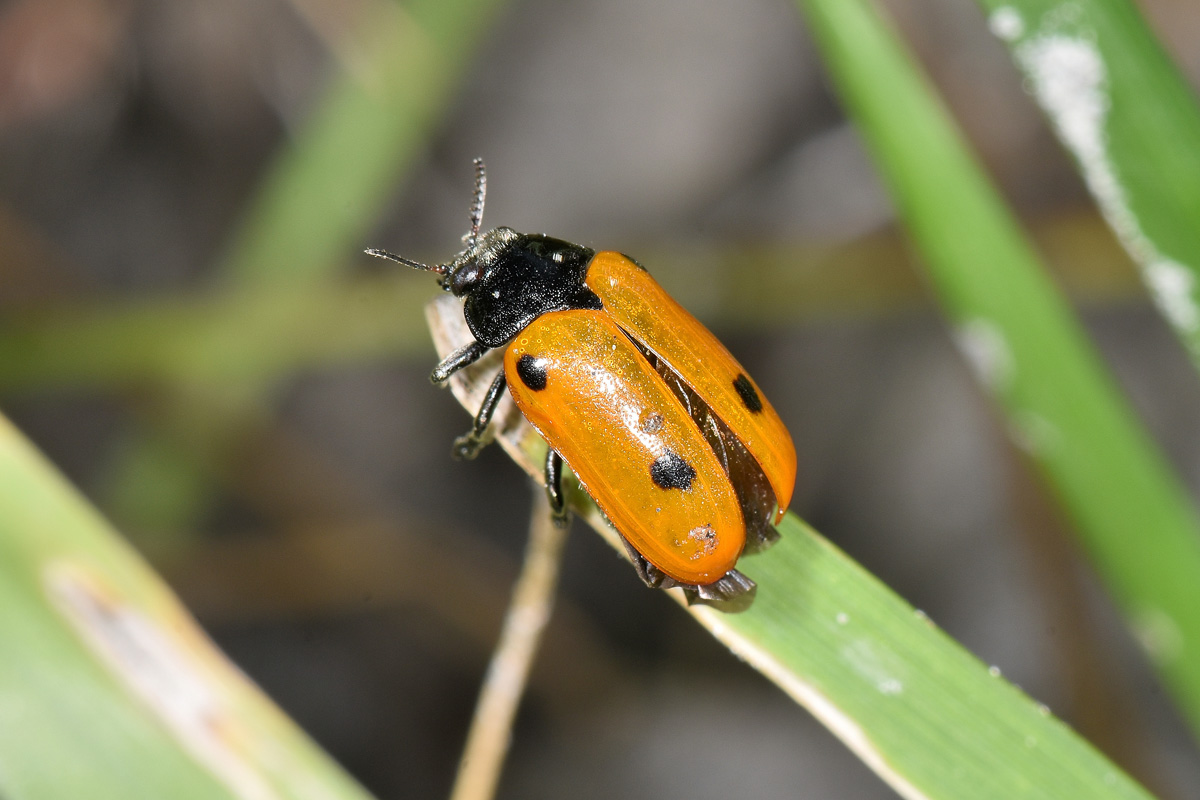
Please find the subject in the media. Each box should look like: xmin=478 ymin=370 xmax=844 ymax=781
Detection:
xmin=367 ymin=160 xmax=795 ymax=610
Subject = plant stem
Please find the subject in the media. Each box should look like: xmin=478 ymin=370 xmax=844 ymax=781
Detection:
xmin=449 ymin=488 xmax=568 ymax=800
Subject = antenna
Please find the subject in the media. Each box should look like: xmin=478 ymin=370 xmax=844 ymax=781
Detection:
xmin=363 ymin=248 xmax=448 ymax=275
xmin=366 ymin=159 xmax=488 ymax=275
xmin=465 ymin=157 xmax=487 ymax=250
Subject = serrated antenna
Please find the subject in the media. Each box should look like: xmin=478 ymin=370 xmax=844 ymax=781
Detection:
xmin=465 ymin=157 xmax=487 ymax=250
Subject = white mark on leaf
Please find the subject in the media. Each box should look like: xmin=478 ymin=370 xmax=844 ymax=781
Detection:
xmin=1132 ymin=606 xmax=1184 ymax=665
xmin=46 ymin=564 xmax=280 ymax=800
xmin=1146 ymin=260 xmax=1199 ymax=332
xmin=988 ymin=7 xmax=1024 ymax=41
xmin=842 ymin=639 xmax=906 ymax=698
xmin=1010 ymin=411 xmax=1062 ymax=456
xmin=955 ymin=319 xmax=1014 ymax=391
xmin=1018 ymin=32 xmax=1199 ymax=334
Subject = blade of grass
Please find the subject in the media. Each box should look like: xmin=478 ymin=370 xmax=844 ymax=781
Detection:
xmin=0 ymin=414 xmax=376 ymax=800
xmin=426 ymin=293 xmax=1157 ymax=800
xmin=973 ymin=0 xmax=1200 ymax=364
xmin=793 ymin=0 xmax=1200 ymax=738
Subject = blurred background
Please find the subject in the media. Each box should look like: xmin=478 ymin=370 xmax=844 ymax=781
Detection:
xmin=1 ymin=0 xmax=1199 ymax=797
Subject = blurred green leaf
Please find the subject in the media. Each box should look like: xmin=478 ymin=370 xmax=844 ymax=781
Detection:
xmin=973 ymin=0 xmax=1200 ymax=365
xmin=0 ymin=415 xmax=376 ymax=800
xmin=793 ymin=0 xmax=1200 ymax=738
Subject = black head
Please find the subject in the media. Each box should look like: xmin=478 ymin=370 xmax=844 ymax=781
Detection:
xmin=366 ymin=160 xmax=600 ymax=348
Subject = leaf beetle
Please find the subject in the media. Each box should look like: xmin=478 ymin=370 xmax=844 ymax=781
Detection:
xmin=368 ymin=160 xmax=796 ymax=610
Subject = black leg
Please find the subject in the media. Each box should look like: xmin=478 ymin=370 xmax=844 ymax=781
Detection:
xmin=684 ymin=570 xmax=757 ymax=613
xmin=545 ymin=449 xmax=570 ymax=527
xmin=617 ymin=536 xmax=758 ymax=612
xmin=453 ymin=370 xmax=507 ymax=459
xmin=619 ymin=536 xmax=671 ymax=588
xmin=431 ymin=341 xmax=489 ymax=384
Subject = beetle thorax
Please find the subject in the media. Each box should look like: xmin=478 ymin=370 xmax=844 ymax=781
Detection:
xmin=452 ymin=228 xmax=602 ymax=347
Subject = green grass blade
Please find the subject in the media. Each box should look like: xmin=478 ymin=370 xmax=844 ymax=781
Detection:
xmin=974 ymin=0 xmax=1200 ymax=363
xmin=426 ymin=294 xmax=1157 ymax=800
xmin=0 ymin=415 xmax=376 ymax=799
xmin=711 ymin=517 xmax=1146 ymax=800
xmin=793 ymin=0 xmax=1200 ymax=738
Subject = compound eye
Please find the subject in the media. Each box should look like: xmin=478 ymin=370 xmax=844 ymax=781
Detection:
xmin=448 ymin=261 xmax=483 ymax=295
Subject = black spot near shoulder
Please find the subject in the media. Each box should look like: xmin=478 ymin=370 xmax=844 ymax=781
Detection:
xmin=516 ymin=354 xmax=548 ymax=391
xmin=733 ymin=373 xmax=763 ymax=413
xmin=650 ymin=451 xmax=696 ymax=491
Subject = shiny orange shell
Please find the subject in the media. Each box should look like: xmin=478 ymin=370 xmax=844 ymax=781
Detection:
xmin=584 ymin=251 xmax=796 ymax=521
xmin=505 ymin=309 xmax=745 ymax=584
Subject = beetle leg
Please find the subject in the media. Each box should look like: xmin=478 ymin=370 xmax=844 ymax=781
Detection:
xmin=544 ymin=448 xmax=570 ymax=528
xmin=618 ymin=536 xmax=673 ymax=588
xmin=619 ymin=533 xmax=757 ymax=612
xmin=743 ymin=522 xmax=781 ymax=554
xmin=453 ymin=370 xmax=507 ymax=460
xmin=682 ymin=570 xmax=757 ymax=613
xmin=431 ymin=340 xmax=489 ymax=384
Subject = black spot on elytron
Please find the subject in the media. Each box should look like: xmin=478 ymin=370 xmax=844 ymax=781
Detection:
xmin=650 ymin=452 xmax=696 ymax=491
xmin=516 ymin=354 xmax=548 ymax=391
xmin=733 ymin=373 xmax=763 ymax=413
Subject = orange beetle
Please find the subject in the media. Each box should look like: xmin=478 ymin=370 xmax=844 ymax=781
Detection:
xmin=368 ymin=160 xmax=795 ymax=610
